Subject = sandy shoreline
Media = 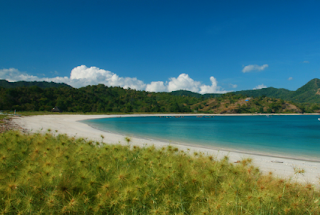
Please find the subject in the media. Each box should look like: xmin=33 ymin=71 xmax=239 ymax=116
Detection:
xmin=12 ymin=114 xmax=320 ymax=186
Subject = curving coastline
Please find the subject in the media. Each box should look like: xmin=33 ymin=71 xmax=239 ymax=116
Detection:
xmin=12 ymin=114 xmax=320 ymax=186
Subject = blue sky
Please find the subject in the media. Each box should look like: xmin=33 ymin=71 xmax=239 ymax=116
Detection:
xmin=0 ymin=0 xmax=319 ymax=93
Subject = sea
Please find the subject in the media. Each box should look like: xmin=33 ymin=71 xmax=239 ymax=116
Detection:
xmin=82 ymin=115 xmax=320 ymax=160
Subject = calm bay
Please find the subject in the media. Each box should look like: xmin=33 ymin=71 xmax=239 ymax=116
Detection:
xmin=83 ymin=115 xmax=320 ymax=160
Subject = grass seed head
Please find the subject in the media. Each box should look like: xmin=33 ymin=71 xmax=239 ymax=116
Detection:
xmin=125 ymin=137 xmax=131 ymax=144
xmin=1 ymin=130 xmax=319 ymax=214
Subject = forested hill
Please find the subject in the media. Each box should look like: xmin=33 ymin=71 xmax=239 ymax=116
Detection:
xmin=2 ymin=78 xmax=319 ymax=103
xmin=232 ymin=88 xmax=292 ymax=100
xmin=0 ymin=79 xmax=72 ymax=89
xmin=0 ymin=85 xmax=199 ymax=113
xmin=172 ymin=78 xmax=320 ymax=103
xmin=289 ymin=78 xmax=320 ymax=103
xmin=1 ymin=83 xmax=320 ymax=113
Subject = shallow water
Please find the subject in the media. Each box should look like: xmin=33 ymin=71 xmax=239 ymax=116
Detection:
xmin=83 ymin=115 xmax=320 ymax=160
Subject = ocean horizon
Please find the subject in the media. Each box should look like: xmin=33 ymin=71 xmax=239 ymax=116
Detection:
xmin=82 ymin=115 xmax=320 ymax=160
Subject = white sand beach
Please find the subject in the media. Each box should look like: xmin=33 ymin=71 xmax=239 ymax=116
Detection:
xmin=12 ymin=114 xmax=320 ymax=187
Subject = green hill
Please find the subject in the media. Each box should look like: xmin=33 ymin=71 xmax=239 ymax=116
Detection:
xmin=0 ymin=85 xmax=198 ymax=113
xmin=173 ymin=78 xmax=320 ymax=103
xmin=0 ymin=78 xmax=319 ymax=113
xmin=289 ymin=78 xmax=320 ymax=103
xmin=235 ymin=78 xmax=320 ymax=103
xmin=233 ymin=87 xmax=292 ymax=100
xmin=0 ymin=79 xmax=72 ymax=89
xmin=2 ymin=78 xmax=320 ymax=103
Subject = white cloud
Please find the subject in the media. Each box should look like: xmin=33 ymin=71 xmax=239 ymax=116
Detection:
xmin=0 ymin=66 xmax=146 ymax=90
xmin=146 ymin=81 xmax=167 ymax=92
xmin=253 ymin=84 xmax=267 ymax=90
xmin=167 ymin=73 xmax=201 ymax=92
xmin=146 ymin=74 xmax=226 ymax=94
xmin=288 ymin=77 xmax=293 ymax=81
xmin=242 ymin=64 xmax=268 ymax=73
xmin=199 ymin=76 xmax=227 ymax=94
xmin=0 ymin=66 xmax=227 ymax=94
xmin=69 ymin=65 xmax=146 ymax=89
xmin=0 ymin=68 xmax=71 ymax=84
xmin=0 ymin=68 xmax=40 ymax=82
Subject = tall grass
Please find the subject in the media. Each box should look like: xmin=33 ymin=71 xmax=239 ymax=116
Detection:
xmin=0 ymin=130 xmax=319 ymax=214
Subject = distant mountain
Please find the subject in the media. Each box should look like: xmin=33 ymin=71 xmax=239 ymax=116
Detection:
xmin=236 ymin=78 xmax=320 ymax=103
xmin=289 ymin=78 xmax=320 ymax=103
xmin=0 ymin=80 xmax=72 ymax=89
xmin=233 ymin=87 xmax=292 ymax=99
xmin=171 ymin=78 xmax=320 ymax=103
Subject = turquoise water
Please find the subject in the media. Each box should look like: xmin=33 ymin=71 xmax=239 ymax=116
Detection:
xmin=83 ymin=115 xmax=320 ymax=160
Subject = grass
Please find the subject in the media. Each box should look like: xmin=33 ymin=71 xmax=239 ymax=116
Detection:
xmin=0 ymin=130 xmax=320 ymax=214
xmin=0 ymin=115 xmax=11 ymax=133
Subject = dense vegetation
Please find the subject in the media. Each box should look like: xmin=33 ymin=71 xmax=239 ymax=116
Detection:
xmin=0 ymin=80 xmax=71 ymax=89
xmin=173 ymin=78 xmax=320 ymax=104
xmin=232 ymin=78 xmax=320 ymax=104
xmin=1 ymin=78 xmax=320 ymax=113
xmin=0 ymin=85 xmax=198 ymax=113
xmin=1 ymin=130 xmax=319 ymax=214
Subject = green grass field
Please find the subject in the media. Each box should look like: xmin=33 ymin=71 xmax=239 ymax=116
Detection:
xmin=0 ymin=130 xmax=319 ymax=214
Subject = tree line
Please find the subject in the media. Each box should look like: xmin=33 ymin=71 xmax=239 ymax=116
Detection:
xmin=0 ymin=85 xmax=198 ymax=113
xmin=1 ymin=85 xmax=319 ymax=113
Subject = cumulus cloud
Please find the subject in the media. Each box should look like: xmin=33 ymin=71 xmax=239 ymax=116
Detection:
xmin=0 ymin=68 xmax=41 ymax=82
xmin=199 ymin=76 xmax=227 ymax=94
xmin=0 ymin=66 xmax=227 ymax=94
xmin=146 ymin=74 xmax=226 ymax=94
xmin=167 ymin=73 xmax=201 ymax=92
xmin=0 ymin=66 xmax=146 ymax=90
xmin=0 ymin=68 xmax=71 ymax=84
xmin=253 ymin=84 xmax=267 ymax=90
xmin=288 ymin=77 xmax=293 ymax=81
xmin=69 ymin=65 xmax=146 ymax=89
xmin=242 ymin=64 xmax=268 ymax=73
xmin=146 ymin=81 xmax=167 ymax=92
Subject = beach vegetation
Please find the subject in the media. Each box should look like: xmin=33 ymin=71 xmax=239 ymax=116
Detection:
xmin=0 ymin=130 xmax=319 ymax=214
xmin=125 ymin=137 xmax=131 ymax=144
